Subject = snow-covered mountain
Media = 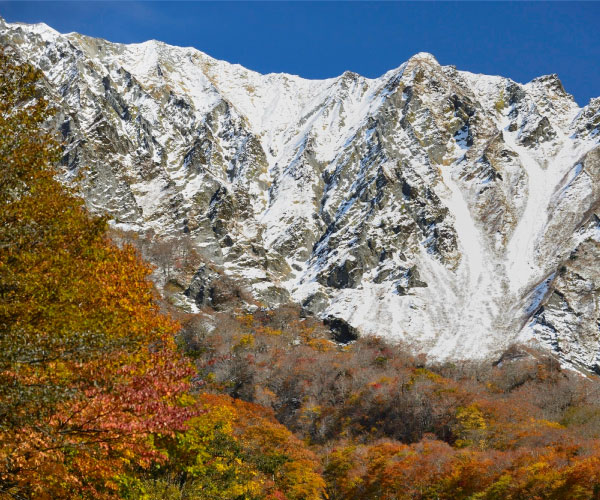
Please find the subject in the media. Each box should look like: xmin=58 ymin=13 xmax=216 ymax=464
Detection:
xmin=3 ymin=18 xmax=600 ymax=370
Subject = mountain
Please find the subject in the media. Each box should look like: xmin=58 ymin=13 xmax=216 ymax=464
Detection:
xmin=2 ymin=18 xmax=599 ymax=370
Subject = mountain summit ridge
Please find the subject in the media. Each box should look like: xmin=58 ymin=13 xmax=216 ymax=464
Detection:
xmin=2 ymin=18 xmax=600 ymax=370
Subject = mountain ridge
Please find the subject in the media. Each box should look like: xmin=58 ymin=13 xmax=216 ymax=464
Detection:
xmin=2 ymin=18 xmax=600 ymax=370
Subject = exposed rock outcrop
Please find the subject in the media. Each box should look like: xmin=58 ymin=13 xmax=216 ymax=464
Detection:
xmin=3 ymin=20 xmax=599 ymax=370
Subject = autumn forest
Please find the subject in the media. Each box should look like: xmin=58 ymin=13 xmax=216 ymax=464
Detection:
xmin=4 ymin=49 xmax=600 ymax=500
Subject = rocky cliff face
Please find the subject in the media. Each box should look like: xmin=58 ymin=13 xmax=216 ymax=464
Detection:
xmin=3 ymin=19 xmax=600 ymax=370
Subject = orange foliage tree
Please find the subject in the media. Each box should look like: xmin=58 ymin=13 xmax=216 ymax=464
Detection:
xmin=323 ymin=438 xmax=600 ymax=500
xmin=0 ymin=48 xmax=196 ymax=498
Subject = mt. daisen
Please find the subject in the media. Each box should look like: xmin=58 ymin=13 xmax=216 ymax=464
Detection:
xmin=2 ymin=18 xmax=600 ymax=371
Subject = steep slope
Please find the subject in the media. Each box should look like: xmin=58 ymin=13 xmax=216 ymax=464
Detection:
xmin=2 ymin=18 xmax=599 ymax=369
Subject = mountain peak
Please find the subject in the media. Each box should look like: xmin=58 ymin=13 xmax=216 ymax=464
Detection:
xmin=12 ymin=19 xmax=59 ymax=39
xmin=2 ymin=19 xmax=600 ymax=371
xmin=407 ymin=51 xmax=439 ymax=65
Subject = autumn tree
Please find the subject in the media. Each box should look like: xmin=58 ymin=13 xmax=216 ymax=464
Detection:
xmin=128 ymin=393 xmax=326 ymax=500
xmin=0 ymin=48 xmax=195 ymax=498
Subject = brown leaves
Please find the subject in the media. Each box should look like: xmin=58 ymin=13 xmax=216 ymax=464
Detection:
xmin=323 ymin=439 xmax=600 ymax=500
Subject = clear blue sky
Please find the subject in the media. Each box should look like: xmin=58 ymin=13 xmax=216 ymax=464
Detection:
xmin=1 ymin=2 xmax=598 ymax=106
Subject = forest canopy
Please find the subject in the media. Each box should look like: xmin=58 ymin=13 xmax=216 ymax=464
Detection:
xmin=3 ymin=46 xmax=600 ymax=500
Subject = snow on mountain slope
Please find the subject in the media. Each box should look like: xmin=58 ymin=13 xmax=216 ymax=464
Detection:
xmin=2 ymin=18 xmax=600 ymax=370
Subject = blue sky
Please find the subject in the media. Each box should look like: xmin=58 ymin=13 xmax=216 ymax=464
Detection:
xmin=1 ymin=2 xmax=598 ymax=106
